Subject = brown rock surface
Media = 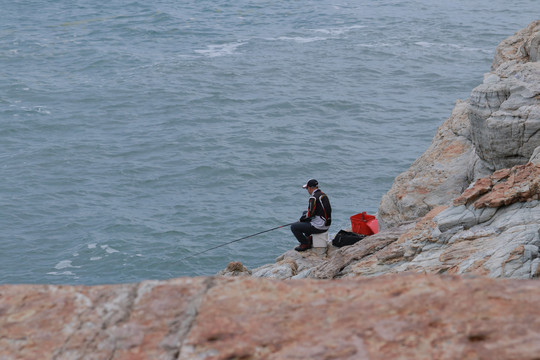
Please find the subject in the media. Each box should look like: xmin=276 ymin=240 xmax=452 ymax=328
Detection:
xmin=0 ymin=278 xmax=213 ymax=360
xmin=454 ymin=162 xmax=540 ymax=208
xmin=492 ymin=20 xmax=540 ymax=69
xmin=3 ymin=274 xmax=540 ymax=360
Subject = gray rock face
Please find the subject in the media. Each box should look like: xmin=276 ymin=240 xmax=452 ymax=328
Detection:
xmin=469 ymin=62 xmax=540 ymax=169
xmin=250 ymin=249 xmax=332 ymax=279
xmin=531 ymin=145 xmax=540 ymax=164
xmin=395 ymin=200 xmax=540 ymax=279
xmin=377 ymin=100 xmax=476 ymax=229
xmin=378 ymin=20 xmax=540 ymax=229
xmin=469 ymin=20 xmax=540 ymax=170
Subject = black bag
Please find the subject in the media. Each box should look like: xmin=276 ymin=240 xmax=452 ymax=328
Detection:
xmin=331 ymin=230 xmax=366 ymax=248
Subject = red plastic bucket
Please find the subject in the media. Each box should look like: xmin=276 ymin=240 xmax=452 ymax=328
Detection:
xmin=350 ymin=212 xmax=379 ymax=235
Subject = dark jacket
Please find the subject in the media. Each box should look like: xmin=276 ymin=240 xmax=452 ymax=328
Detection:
xmin=306 ymin=189 xmax=332 ymax=230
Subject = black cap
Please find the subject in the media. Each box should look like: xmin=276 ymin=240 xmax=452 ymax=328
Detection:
xmin=302 ymin=179 xmax=318 ymax=188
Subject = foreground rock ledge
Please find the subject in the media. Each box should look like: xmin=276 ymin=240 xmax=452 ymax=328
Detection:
xmin=2 ymin=274 xmax=540 ymax=360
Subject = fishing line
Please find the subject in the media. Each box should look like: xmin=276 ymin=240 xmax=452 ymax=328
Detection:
xmin=179 ymin=222 xmax=295 ymax=261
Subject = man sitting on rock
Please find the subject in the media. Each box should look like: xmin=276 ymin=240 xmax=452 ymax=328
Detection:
xmin=290 ymin=179 xmax=332 ymax=251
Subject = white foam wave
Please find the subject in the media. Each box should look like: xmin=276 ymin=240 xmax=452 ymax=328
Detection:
xmin=313 ymin=25 xmax=365 ymax=36
xmin=101 ymin=245 xmax=119 ymax=254
xmin=195 ymin=42 xmax=246 ymax=57
xmin=54 ymin=260 xmax=80 ymax=269
xmin=47 ymin=271 xmax=75 ymax=276
xmin=277 ymin=36 xmax=327 ymax=43
xmin=415 ymin=41 xmax=492 ymax=53
xmin=21 ymin=106 xmax=51 ymax=114
xmin=356 ymin=42 xmax=396 ymax=48
xmin=415 ymin=41 xmax=433 ymax=48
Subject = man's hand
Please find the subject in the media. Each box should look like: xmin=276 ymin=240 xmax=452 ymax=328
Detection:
xmin=299 ymin=211 xmax=310 ymax=222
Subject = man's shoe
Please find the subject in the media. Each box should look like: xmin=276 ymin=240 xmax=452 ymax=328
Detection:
xmin=295 ymin=243 xmax=312 ymax=252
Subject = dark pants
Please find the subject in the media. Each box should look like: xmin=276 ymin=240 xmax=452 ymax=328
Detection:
xmin=290 ymin=221 xmax=326 ymax=245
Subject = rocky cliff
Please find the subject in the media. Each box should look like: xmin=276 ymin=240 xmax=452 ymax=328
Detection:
xmin=231 ymin=20 xmax=540 ymax=282
xmin=378 ymin=20 xmax=540 ymax=229
xmin=2 ymin=22 xmax=540 ymax=360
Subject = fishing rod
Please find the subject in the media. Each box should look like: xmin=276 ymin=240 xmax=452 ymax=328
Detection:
xmin=179 ymin=222 xmax=295 ymax=261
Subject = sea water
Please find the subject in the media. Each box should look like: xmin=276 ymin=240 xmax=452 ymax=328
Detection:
xmin=1 ymin=0 xmax=538 ymax=284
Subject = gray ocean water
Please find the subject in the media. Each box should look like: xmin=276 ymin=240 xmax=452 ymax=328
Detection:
xmin=1 ymin=1 xmax=538 ymax=285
